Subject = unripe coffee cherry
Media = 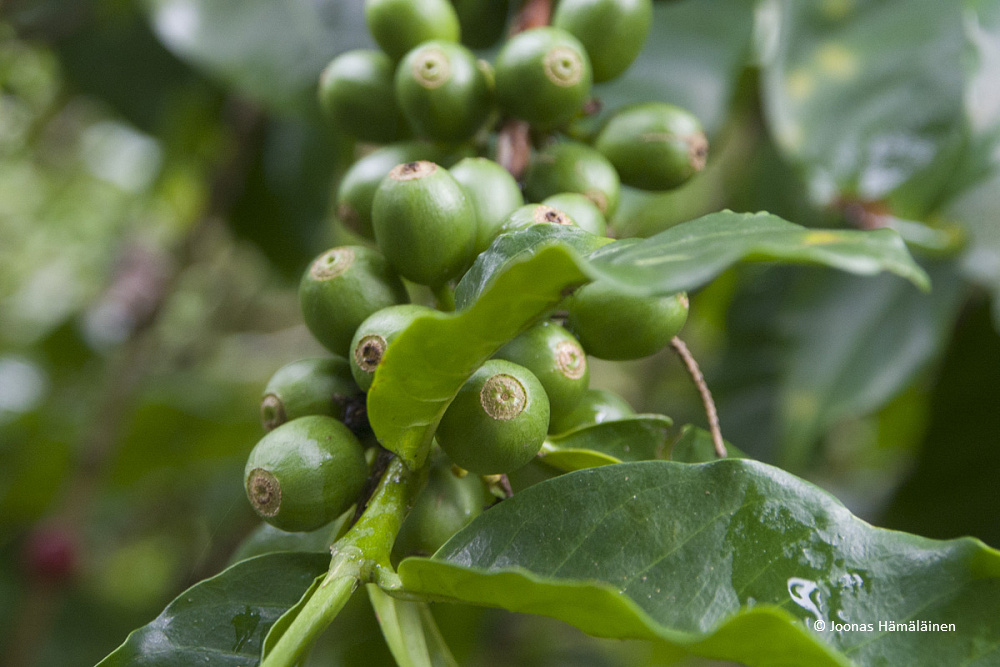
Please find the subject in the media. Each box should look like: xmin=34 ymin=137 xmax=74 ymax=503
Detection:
xmin=299 ymin=246 xmax=409 ymax=356
xmin=524 ymin=141 xmax=621 ymax=216
xmin=499 ymin=203 xmax=577 ymax=234
xmin=494 ymin=27 xmax=593 ymax=129
xmin=595 ymin=102 xmax=708 ymax=190
xmin=261 ymin=357 xmax=359 ymax=431
xmin=541 ymin=192 xmax=607 ymax=236
xmin=566 ymin=283 xmax=689 ymax=360
xmin=552 ymin=0 xmax=652 ymax=83
xmin=451 ymin=0 xmax=510 ymax=49
xmin=350 ymin=304 xmax=436 ymax=392
xmin=549 ymin=388 xmax=635 ymax=434
xmin=436 ymin=360 xmax=550 ymax=474
xmin=449 ymin=157 xmax=524 ymax=254
xmin=244 ymin=416 xmax=368 ymax=532
xmin=391 ymin=453 xmax=488 ymax=562
xmin=365 ymin=0 xmax=460 ymax=61
xmin=372 ymin=161 xmax=477 ymax=286
xmin=336 ymin=141 xmax=450 ymax=239
xmin=395 ymin=41 xmax=493 ymax=143
xmin=318 ymin=50 xmax=408 ymax=143
xmin=494 ymin=321 xmax=589 ymax=421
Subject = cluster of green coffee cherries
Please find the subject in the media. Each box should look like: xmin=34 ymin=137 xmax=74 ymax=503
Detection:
xmin=243 ymin=0 xmax=706 ymax=559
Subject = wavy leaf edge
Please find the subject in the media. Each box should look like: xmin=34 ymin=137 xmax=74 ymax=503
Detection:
xmin=398 ymin=458 xmax=1000 ymax=667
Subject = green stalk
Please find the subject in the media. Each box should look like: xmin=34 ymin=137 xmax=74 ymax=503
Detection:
xmin=262 ymin=457 xmax=426 ymax=667
xmin=262 ymin=569 xmax=357 ymax=667
xmin=432 ymin=283 xmax=456 ymax=312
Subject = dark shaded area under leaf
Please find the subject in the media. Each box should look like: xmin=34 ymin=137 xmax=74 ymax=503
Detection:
xmin=882 ymin=302 xmax=1000 ymax=549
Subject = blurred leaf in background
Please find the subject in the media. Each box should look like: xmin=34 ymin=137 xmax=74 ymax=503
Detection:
xmin=0 ymin=1 xmax=342 ymax=663
xmin=146 ymin=0 xmax=372 ymax=115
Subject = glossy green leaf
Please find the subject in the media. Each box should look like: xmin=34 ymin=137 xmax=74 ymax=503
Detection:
xmin=368 ymin=239 xmax=591 ymax=469
xmin=586 ymin=211 xmax=931 ymax=295
xmin=538 ymin=415 xmax=673 ymax=472
xmin=374 ymin=214 xmax=928 ymax=467
xmin=399 ymin=460 xmax=1000 ymax=667
xmin=760 ymin=0 xmax=965 ymax=207
xmin=670 ymin=425 xmax=747 ymax=463
xmin=145 ymin=0 xmax=371 ymax=113
xmin=454 ymin=224 xmax=609 ymax=310
xmin=460 ymin=212 xmax=930 ymax=307
xmin=535 ymin=445 xmax=620 ymax=472
xmin=98 ymin=552 xmax=329 ymax=666
xmin=776 ymin=263 xmax=965 ymax=468
xmin=587 ymin=0 xmax=754 ymax=137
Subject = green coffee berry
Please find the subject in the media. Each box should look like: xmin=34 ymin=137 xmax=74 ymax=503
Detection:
xmin=350 ymin=304 xmax=435 ymax=392
xmin=549 ymin=388 xmax=635 ymax=434
xmin=524 ymin=141 xmax=621 ymax=216
xmin=261 ymin=357 xmax=359 ymax=431
xmin=494 ymin=321 xmax=589 ymax=422
xmin=244 ymin=416 xmax=368 ymax=532
xmin=336 ymin=141 xmax=450 ymax=239
xmin=449 ymin=157 xmax=524 ymax=254
xmin=318 ymin=50 xmax=408 ymax=143
xmin=566 ymin=283 xmax=689 ymax=360
xmin=499 ymin=203 xmax=576 ymax=234
xmin=299 ymin=246 xmax=409 ymax=356
xmin=436 ymin=360 xmax=550 ymax=474
xmin=541 ymin=192 xmax=607 ymax=236
xmin=395 ymin=41 xmax=493 ymax=143
xmin=494 ymin=27 xmax=593 ymax=129
xmin=391 ymin=452 xmax=488 ymax=562
xmin=552 ymin=0 xmax=652 ymax=83
xmin=372 ymin=161 xmax=477 ymax=286
xmin=451 ymin=0 xmax=510 ymax=49
xmin=365 ymin=0 xmax=460 ymax=61
xmin=595 ymin=102 xmax=708 ymax=190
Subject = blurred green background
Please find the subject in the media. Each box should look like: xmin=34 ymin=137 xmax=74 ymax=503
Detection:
xmin=1 ymin=0 xmax=998 ymax=665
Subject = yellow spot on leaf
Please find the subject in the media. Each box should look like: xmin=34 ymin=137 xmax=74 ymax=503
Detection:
xmin=804 ymin=231 xmax=841 ymax=245
xmin=816 ymin=43 xmax=857 ymax=80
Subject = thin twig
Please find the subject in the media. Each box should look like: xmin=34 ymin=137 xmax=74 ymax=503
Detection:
xmin=496 ymin=119 xmax=532 ymax=180
xmin=498 ymin=474 xmax=514 ymax=498
xmin=351 ymin=447 xmax=396 ymax=525
xmin=511 ymin=0 xmax=554 ymax=32
xmin=432 ymin=283 xmax=456 ymax=312
xmin=483 ymin=474 xmax=514 ymax=501
xmin=496 ymin=0 xmax=553 ymax=179
xmin=838 ymin=197 xmax=892 ymax=230
xmin=669 ymin=336 xmax=727 ymax=458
